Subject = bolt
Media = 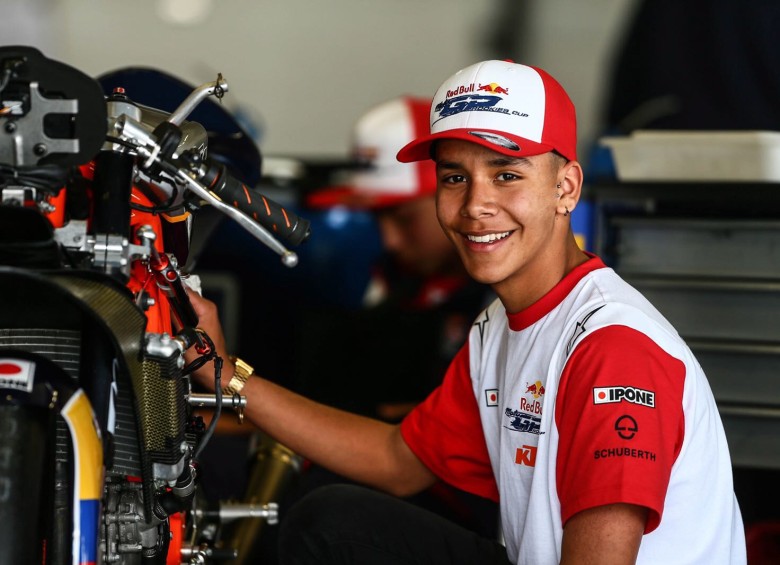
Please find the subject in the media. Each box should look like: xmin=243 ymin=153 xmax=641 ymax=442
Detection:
xmin=4 ymin=122 xmax=16 ymax=133
xmin=33 ymin=143 xmax=47 ymax=156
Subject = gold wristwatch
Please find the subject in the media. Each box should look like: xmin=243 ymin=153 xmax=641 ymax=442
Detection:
xmin=222 ymin=355 xmax=254 ymax=396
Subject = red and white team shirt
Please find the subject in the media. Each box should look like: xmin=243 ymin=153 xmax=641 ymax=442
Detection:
xmin=401 ymin=256 xmax=746 ymax=564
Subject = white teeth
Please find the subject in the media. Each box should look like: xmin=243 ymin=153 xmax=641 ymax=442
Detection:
xmin=467 ymin=231 xmax=511 ymax=243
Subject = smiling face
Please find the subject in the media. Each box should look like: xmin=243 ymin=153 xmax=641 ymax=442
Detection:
xmin=434 ymin=139 xmax=586 ymax=312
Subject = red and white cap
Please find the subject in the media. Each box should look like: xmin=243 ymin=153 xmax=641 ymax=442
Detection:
xmin=397 ymin=60 xmax=577 ymax=163
xmin=307 ymin=96 xmax=437 ymax=209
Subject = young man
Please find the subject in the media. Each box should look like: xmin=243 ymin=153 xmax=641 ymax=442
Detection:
xmin=188 ymin=60 xmax=746 ymax=564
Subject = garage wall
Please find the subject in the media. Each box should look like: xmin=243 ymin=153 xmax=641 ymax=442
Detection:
xmin=1 ymin=0 xmax=638 ymax=162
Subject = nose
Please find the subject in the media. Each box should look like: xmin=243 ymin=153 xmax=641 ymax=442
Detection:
xmin=460 ymin=177 xmax=496 ymax=219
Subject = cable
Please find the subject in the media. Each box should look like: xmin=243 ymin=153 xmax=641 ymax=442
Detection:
xmin=0 ymin=164 xmax=71 ymax=193
xmin=193 ymin=355 xmax=222 ymax=461
xmin=0 ymin=67 xmax=13 ymax=94
xmin=182 ymin=330 xmax=223 ymax=460
xmin=129 ymin=185 xmax=181 ymax=214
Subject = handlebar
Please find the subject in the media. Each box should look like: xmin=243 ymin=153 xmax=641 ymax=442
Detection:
xmin=112 ymin=113 xmax=309 ymax=267
xmin=199 ymin=161 xmax=311 ymax=246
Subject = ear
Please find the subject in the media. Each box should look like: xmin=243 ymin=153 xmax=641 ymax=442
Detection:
xmin=556 ymin=160 xmax=584 ymax=216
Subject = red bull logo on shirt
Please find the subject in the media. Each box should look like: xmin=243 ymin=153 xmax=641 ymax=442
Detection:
xmin=519 ymin=380 xmax=544 ymax=415
xmin=525 ymin=380 xmax=545 ymax=399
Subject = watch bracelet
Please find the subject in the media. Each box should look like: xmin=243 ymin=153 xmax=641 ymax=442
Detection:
xmin=222 ymin=355 xmax=254 ymax=396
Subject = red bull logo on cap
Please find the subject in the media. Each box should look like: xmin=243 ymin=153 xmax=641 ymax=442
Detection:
xmin=478 ymin=82 xmax=509 ymax=95
xmin=446 ymin=82 xmax=510 ymax=99
xmin=446 ymin=83 xmax=476 ymax=98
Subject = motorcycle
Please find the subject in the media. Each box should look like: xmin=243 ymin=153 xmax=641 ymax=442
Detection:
xmin=0 ymin=45 xmax=309 ymax=564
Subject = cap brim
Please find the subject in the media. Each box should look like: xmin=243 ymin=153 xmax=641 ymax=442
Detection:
xmin=306 ymin=185 xmax=424 ymax=210
xmin=397 ymin=128 xmax=554 ymax=163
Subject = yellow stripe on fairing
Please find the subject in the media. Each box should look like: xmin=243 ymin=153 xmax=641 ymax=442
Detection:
xmin=61 ymin=390 xmax=103 ymax=500
xmin=62 ymin=389 xmax=104 ymax=565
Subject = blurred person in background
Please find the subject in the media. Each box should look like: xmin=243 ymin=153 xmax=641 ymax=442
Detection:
xmin=301 ymin=96 xmax=493 ymax=423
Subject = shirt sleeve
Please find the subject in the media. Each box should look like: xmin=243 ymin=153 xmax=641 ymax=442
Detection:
xmin=555 ymin=324 xmax=686 ymax=533
xmin=401 ymin=344 xmax=499 ymax=501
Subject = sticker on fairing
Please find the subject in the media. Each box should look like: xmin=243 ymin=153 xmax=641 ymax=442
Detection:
xmin=0 ymin=358 xmax=35 ymax=393
xmin=62 ymin=389 xmax=103 ymax=565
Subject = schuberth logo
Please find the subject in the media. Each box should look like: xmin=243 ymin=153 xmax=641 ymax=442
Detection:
xmin=614 ymin=415 xmax=638 ymax=439
xmin=593 ymin=386 xmax=655 ymax=408
xmin=594 ymin=447 xmax=656 ymax=462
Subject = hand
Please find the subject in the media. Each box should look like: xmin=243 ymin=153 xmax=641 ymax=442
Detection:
xmin=184 ymin=290 xmax=234 ymax=391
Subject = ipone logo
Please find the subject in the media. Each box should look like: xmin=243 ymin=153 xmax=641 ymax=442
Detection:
xmin=593 ymin=386 xmax=655 ymax=408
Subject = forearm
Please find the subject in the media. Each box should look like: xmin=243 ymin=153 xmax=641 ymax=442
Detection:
xmin=182 ymin=291 xmax=434 ymax=495
xmin=238 ymin=374 xmax=437 ymax=497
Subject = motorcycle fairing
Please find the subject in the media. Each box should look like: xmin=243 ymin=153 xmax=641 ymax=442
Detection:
xmin=0 ymin=349 xmax=102 ymax=565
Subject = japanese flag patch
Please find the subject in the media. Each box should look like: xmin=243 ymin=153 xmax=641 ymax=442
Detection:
xmin=485 ymin=389 xmax=499 ymax=407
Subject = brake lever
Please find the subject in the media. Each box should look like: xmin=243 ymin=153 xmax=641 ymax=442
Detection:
xmin=113 ymin=114 xmax=299 ymax=267
xmin=172 ymin=167 xmax=299 ymax=267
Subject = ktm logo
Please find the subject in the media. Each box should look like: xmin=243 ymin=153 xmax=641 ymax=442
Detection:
xmin=515 ymin=444 xmax=537 ymax=467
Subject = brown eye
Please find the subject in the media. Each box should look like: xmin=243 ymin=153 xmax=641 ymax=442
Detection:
xmin=440 ymin=174 xmax=465 ymax=184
